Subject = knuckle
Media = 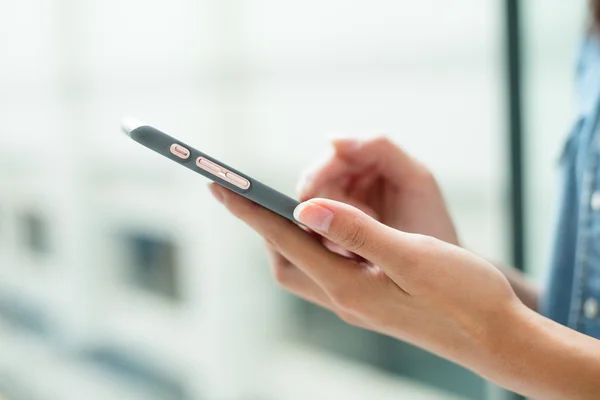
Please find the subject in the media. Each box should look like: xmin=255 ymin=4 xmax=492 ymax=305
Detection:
xmin=414 ymin=234 xmax=438 ymax=252
xmin=337 ymin=217 xmax=367 ymax=252
xmin=410 ymin=162 xmax=438 ymax=189
xmin=412 ymin=233 xmax=437 ymax=247
xmin=405 ymin=234 xmax=437 ymax=263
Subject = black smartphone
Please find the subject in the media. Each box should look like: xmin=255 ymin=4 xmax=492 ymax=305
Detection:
xmin=121 ymin=118 xmax=300 ymax=222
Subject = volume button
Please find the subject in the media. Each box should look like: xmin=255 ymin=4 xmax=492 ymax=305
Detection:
xmin=225 ymin=172 xmax=250 ymax=189
xmin=195 ymin=157 xmax=251 ymax=190
xmin=197 ymin=157 xmax=221 ymax=172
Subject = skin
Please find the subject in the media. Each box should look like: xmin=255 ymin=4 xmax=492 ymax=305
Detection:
xmin=209 ymin=137 xmax=600 ymax=399
xmin=296 ymin=138 xmax=539 ymax=310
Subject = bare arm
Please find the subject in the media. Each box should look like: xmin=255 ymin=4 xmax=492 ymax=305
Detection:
xmin=480 ymin=305 xmax=600 ymax=399
xmin=211 ymin=186 xmax=600 ymax=400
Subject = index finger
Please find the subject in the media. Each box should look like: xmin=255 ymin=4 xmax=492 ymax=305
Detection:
xmin=332 ymin=137 xmax=427 ymax=187
xmin=298 ymin=136 xmax=422 ymax=201
xmin=297 ymin=152 xmax=357 ymax=201
xmin=210 ymin=184 xmax=361 ymax=294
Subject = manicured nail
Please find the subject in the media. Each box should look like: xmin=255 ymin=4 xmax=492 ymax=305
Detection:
xmin=294 ymin=201 xmax=334 ymax=232
xmin=209 ymin=184 xmax=224 ymax=203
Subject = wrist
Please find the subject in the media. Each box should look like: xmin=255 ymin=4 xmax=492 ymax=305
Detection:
xmin=463 ymin=300 xmax=536 ymax=389
xmin=471 ymin=301 xmax=600 ymax=399
xmin=479 ymin=299 xmax=535 ymax=354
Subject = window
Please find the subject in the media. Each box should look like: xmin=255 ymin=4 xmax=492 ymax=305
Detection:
xmin=0 ymin=294 xmax=50 ymax=337
xmin=120 ymin=232 xmax=181 ymax=301
xmin=18 ymin=212 xmax=51 ymax=256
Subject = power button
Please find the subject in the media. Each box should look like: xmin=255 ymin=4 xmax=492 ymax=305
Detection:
xmin=170 ymin=144 xmax=190 ymax=159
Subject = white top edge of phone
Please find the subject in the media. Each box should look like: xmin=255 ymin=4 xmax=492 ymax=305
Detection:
xmin=121 ymin=117 xmax=146 ymax=136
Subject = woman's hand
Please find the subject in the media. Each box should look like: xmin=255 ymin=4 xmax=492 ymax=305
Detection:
xmin=297 ymin=137 xmax=459 ymax=246
xmin=298 ymin=137 xmax=541 ymax=310
xmin=209 ymin=185 xmax=522 ymax=374
xmin=210 ymin=186 xmax=600 ymax=399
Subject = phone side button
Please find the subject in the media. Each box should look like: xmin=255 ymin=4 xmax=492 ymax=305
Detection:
xmin=225 ymin=172 xmax=250 ymax=189
xmin=197 ymin=157 xmax=221 ymax=173
xmin=170 ymin=144 xmax=191 ymax=159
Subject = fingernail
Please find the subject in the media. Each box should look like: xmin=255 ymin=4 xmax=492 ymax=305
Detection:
xmin=331 ymin=137 xmax=362 ymax=153
xmin=294 ymin=201 xmax=334 ymax=232
xmin=209 ymin=184 xmax=224 ymax=203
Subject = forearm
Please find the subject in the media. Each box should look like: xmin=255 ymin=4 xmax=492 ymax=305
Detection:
xmin=477 ymin=305 xmax=600 ymax=399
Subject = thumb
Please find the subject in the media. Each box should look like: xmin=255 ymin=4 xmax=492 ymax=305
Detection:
xmin=293 ymin=198 xmax=408 ymax=267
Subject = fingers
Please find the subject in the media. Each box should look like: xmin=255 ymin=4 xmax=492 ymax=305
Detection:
xmin=297 ymin=152 xmax=356 ymax=201
xmin=264 ymin=245 xmax=336 ymax=310
xmin=347 ymin=168 xmax=380 ymax=204
xmin=264 ymin=245 xmax=370 ymax=328
xmin=293 ymin=198 xmax=412 ymax=272
xmin=209 ymin=184 xmax=359 ymax=294
xmin=298 ymin=136 xmax=429 ymax=201
xmin=333 ymin=137 xmax=429 ymax=187
xmin=209 ymin=184 xmax=401 ymax=325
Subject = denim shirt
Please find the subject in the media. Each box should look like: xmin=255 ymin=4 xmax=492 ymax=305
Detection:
xmin=541 ymin=35 xmax=600 ymax=337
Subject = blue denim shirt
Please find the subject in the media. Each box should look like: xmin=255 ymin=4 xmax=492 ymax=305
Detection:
xmin=541 ymin=35 xmax=600 ymax=337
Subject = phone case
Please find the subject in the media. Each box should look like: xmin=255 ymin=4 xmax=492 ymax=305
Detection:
xmin=123 ymin=122 xmax=300 ymax=222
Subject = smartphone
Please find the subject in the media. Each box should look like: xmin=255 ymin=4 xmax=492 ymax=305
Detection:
xmin=121 ymin=118 xmax=300 ymax=222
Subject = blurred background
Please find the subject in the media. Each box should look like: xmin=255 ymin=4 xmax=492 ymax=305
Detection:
xmin=0 ymin=0 xmax=588 ymax=399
